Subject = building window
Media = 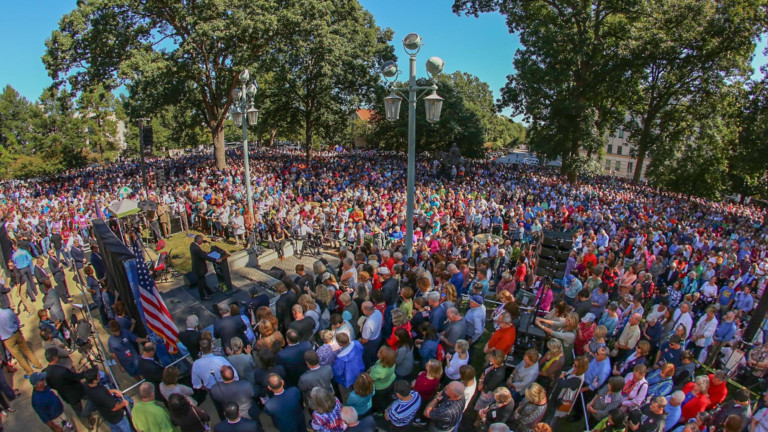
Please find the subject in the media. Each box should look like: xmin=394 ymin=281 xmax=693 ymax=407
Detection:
xmin=615 ymin=160 xmax=621 ymax=171
xmin=627 ymin=161 xmax=634 ymax=173
xmin=618 ymin=129 xmax=625 ymax=139
xmin=605 ymin=159 xmax=611 ymax=170
xmin=607 ymin=144 xmax=613 ymax=154
xmin=617 ymin=146 xmax=623 ymax=155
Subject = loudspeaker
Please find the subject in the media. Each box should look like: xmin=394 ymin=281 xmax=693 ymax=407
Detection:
xmin=539 ymin=246 xmax=556 ymax=260
xmin=141 ymin=126 xmax=154 ymax=156
xmin=155 ymin=168 xmax=166 ymax=187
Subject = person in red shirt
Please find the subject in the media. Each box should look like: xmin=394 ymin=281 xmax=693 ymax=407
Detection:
xmin=584 ymin=247 xmax=598 ymax=268
xmin=484 ymin=313 xmax=516 ymax=355
xmin=681 ymin=376 xmax=712 ymax=421
xmin=413 ymin=359 xmax=442 ymax=404
xmin=705 ymin=371 xmax=728 ymax=409
xmin=514 ymin=257 xmax=527 ymax=291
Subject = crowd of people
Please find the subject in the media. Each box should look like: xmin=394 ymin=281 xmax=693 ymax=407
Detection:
xmin=0 ymin=148 xmax=767 ymax=432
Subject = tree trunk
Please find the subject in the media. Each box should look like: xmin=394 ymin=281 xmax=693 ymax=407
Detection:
xmin=212 ymin=124 xmax=226 ymax=169
xmin=633 ymin=145 xmax=647 ymax=182
xmin=305 ymin=120 xmax=312 ymax=162
xmin=269 ymin=128 xmax=277 ymax=147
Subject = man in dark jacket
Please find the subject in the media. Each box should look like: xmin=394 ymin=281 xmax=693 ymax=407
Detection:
xmin=138 ymin=343 xmax=165 ymax=388
xmin=178 ymin=314 xmax=202 ymax=360
xmin=214 ymin=401 xmax=263 ymax=432
xmin=47 ymin=249 xmax=70 ymax=303
xmin=213 ymin=305 xmax=247 ymax=351
xmin=70 ymin=239 xmax=87 ymax=286
xmin=277 ymin=329 xmax=311 ymax=387
xmin=190 ymin=235 xmax=219 ymax=300
xmin=298 ymin=350 xmax=333 ymax=409
xmin=43 ymin=348 xmax=88 ymax=419
xmin=274 ymin=281 xmax=298 ymax=332
xmin=264 ymin=374 xmax=305 ymax=432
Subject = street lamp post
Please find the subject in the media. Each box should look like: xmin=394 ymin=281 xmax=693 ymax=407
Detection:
xmin=230 ymin=69 xmax=259 ymax=218
xmin=381 ymin=33 xmax=445 ymax=257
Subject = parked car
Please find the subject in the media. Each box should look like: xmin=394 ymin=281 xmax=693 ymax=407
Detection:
xmin=522 ymin=156 xmax=539 ymax=165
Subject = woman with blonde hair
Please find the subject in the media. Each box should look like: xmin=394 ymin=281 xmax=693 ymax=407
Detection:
xmin=492 ymin=290 xmax=514 ymax=330
xmin=445 ymin=339 xmax=470 ymax=380
xmin=538 ymin=338 xmax=565 ymax=389
xmin=479 ymin=387 xmax=516 ymax=429
xmin=474 ymin=349 xmax=509 ymax=412
xmin=412 ymin=358 xmax=443 ymax=404
xmin=255 ymin=319 xmax=284 ymax=353
xmin=386 ymin=308 xmax=412 ymax=349
xmin=552 ymin=355 xmax=589 ymax=418
xmin=510 ymin=383 xmax=548 ymax=432
xmin=370 ymin=346 xmax=397 ymax=411
xmin=584 ymin=324 xmax=608 ymax=359
xmin=442 ymin=282 xmax=457 ymax=309
xmin=536 ymin=312 xmax=579 ymax=367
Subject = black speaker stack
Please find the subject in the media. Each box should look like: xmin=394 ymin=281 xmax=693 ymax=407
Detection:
xmin=534 ymin=230 xmax=574 ymax=285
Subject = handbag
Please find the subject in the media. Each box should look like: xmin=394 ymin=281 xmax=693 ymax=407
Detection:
xmin=192 ymin=406 xmax=210 ymax=431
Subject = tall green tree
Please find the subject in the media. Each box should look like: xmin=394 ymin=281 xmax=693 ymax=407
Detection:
xmin=0 ymin=85 xmax=34 ymax=149
xmin=35 ymin=87 xmax=88 ymax=171
xmin=731 ymin=77 xmax=768 ymax=199
xmin=367 ymin=77 xmax=485 ymax=157
xmin=443 ymin=71 xmax=526 ymax=148
xmin=454 ymin=0 xmax=637 ymax=179
xmin=645 ymin=85 xmax=742 ymax=199
xmin=623 ymin=0 xmax=764 ymax=182
xmin=261 ymin=0 xmax=394 ymax=159
xmin=44 ymin=0 xmax=286 ymax=169
xmin=77 ymin=85 xmax=120 ymax=155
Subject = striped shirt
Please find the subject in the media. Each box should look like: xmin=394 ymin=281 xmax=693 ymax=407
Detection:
xmin=387 ymin=391 xmax=422 ymax=427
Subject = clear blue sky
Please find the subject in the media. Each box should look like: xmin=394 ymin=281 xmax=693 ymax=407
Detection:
xmin=0 ymin=0 xmax=765 ymax=106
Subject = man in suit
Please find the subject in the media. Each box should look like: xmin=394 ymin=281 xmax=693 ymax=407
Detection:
xmin=289 ymin=304 xmax=315 ymax=342
xmin=89 ymin=244 xmax=106 ymax=281
xmin=138 ymin=342 xmax=165 ymax=388
xmin=213 ymin=304 xmax=247 ymax=351
xmin=274 ymin=281 xmax=298 ymax=332
xmin=47 ymin=248 xmax=70 ymax=303
xmin=190 ymin=235 xmax=219 ymax=300
xmin=43 ymin=348 xmax=89 ymax=420
xmin=298 ymin=350 xmax=333 ymax=410
xmin=210 ymin=365 xmax=257 ymax=421
xmin=178 ymin=315 xmax=202 ymax=360
xmin=33 ymin=256 xmax=51 ymax=295
xmin=264 ymin=374 xmax=305 ymax=432
xmin=214 ymin=401 xmax=263 ymax=432
xmin=69 ymin=238 xmax=87 ymax=286
xmin=277 ymin=329 xmax=311 ymax=387
xmin=659 ymin=263 xmax=679 ymax=286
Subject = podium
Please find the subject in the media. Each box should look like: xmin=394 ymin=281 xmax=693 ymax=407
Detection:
xmin=208 ymin=246 xmax=234 ymax=294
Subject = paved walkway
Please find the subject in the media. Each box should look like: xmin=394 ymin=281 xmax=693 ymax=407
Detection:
xmin=2 ymin=237 xmax=341 ymax=431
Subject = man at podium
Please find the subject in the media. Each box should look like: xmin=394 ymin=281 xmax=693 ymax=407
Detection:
xmin=190 ymin=235 xmax=221 ymax=300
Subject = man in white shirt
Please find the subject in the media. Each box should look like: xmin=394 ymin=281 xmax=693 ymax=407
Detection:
xmin=691 ymin=305 xmax=718 ymax=362
xmin=359 ymin=301 xmax=382 ymax=368
xmin=670 ymin=302 xmax=694 ymax=339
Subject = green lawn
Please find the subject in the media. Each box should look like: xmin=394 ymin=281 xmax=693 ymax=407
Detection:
xmin=147 ymin=230 xmax=243 ymax=275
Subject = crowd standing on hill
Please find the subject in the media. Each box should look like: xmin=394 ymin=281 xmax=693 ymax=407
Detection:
xmin=0 ymin=148 xmax=767 ymax=432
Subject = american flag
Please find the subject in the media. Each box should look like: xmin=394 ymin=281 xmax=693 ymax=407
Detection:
xmin=131 ymin=240 xmax=179 ymax=353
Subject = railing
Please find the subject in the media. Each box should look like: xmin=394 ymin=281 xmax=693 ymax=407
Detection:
xmin=121 ymin=353 xmax=191 ymax=397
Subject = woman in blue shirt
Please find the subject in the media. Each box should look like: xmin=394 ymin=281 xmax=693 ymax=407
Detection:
xmin=345 ymin=373 xmax=374 ymax=417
